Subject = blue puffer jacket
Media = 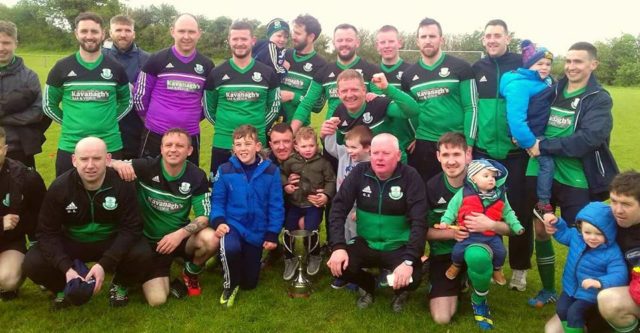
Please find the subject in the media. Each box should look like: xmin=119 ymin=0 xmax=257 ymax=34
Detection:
xmin=210 ymin=155 xmax=285 ymax=247
xmin=555 ymin=201 xmax=628 ymax=302
xmin=499 ymin=68 xmax=554 ymax=149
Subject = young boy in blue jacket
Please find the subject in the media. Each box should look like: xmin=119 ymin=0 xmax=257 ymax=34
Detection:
xmin=211 ymin=125 xmax=285 ymax=307
xmin=546 ymin=201 xmax=628 ymax=333
xmin=500 ymin=40 xmax=555 ymax=218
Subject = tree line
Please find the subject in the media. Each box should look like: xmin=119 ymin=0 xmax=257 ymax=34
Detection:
xmin=1 ymin=0 xmax=638 ymax=86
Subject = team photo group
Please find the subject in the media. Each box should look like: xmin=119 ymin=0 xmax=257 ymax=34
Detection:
xmin=0 ymin=9 xmax=639 ymax=333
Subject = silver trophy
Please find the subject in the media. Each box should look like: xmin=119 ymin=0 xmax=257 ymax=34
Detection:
xmin=283 ymin=229 xmax=319 ymax=298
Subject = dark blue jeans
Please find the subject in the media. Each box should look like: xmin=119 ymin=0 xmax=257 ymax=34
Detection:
xmin=451 ymin=233 xmax=506 ymax=270
xmin=536 ymin=154 xmax=554 ymax=203
xmin=556 ymin=291 xmax=595 ymax=329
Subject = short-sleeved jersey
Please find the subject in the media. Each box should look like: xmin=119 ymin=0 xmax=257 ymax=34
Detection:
xmin=43 ymin=53 xmax=131 ymax=152
xmin=333 ymin=97 xmax=410 ymax=163
xmin=132 ymin=156 xmax=210 ymax=241
xmin=204 ymin=59 xmax=279 ymax=149
xmin=133 ymin=47 xmax=214 ymax=135
xmin=401 ymin=54 xmax=477 ymax=144
xmin=281 ymin=49 xmax=328 ymax=124
xmin=425 ymin=172 xmax=461 ymax=256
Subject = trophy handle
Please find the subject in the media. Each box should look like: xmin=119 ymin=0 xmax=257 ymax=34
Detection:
xmin=282 ymin=229 xmax=293 ymax=254
xmin=307 ymin=230 xmax=320 ymax=254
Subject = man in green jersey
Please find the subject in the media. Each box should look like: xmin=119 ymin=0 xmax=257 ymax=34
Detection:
xmin=205 ymin=21 xmax=280 ymax=175
xmin=402 ymin=17 xmax=477 ymax=183
xmin=43 ymin=12 xmax=132 ymax=177
xmin=111 ymin=128 xmax=218 ymax=305
xmin=290 ymin=23 xmax=380 ymax=134
xmin=279 ymin=14 xmax=327 ymax=125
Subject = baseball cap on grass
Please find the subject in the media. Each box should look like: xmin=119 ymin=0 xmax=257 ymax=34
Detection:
xmin=64 ymin=259 xmax=95 ymax=306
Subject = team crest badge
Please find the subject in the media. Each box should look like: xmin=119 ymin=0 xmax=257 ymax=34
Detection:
xmin=194 ymin=64 xmax=204 ymax=74
xmin=438 ymin=67 xmax=450 ymax=78
xmin=396 ymin=71 xmax=404 ymax=80
xmin=100 ymin=68 xmax=113 ymax=80
xmin=252 ymin=72 xmax=263 ymax=82
xmin=362 ymin=112 xmax=373 ymax=124
xmin=103 ymin=196 xmax=118 ymax=210
xmin=389 ymin=186 xmax=403 ymax=200
xmin=571 ymin=98 xmax=580 ymax=109
xmin=303 ymin=63 xmax=313 ymax=72
xmin=2 ymin=193 xmax=9 ymax=207
xmin=179 ymin=182 xmax=191 ymax=194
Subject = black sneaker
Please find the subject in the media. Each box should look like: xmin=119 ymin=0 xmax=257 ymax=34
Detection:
xmin=356 ymin=288 xmax=374 ymax=309
xmin=0 ymin=289 xmax=18 ymax=301
xmin=331 ymin=278 xmax=348 ymax=289
xmin=109 ymin=284 xmax=129 ymax=307
xmin=170 ymin=278 xmax=188 ymax=299
xmin=391 ymin=291 xmax=410 ymax=313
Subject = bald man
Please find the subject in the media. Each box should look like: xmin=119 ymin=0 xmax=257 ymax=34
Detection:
xmin=327 ymin=133 xmax=427 ymax=312
xmin=23 ymin=137 xmax=153 ymax=309
xmin=133 ymin=14 xmax=214 ymax=166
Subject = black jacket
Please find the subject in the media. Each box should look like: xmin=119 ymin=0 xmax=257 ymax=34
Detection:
xmin=0 ymin=158 xmax=46 ymax=243
xmin=37 ymin=168 xmax=142 ymax=273
xmin=0 ymin=56 xmax=49 ymax=156
xmin=539 ymin=74 xmax=618 ymax=197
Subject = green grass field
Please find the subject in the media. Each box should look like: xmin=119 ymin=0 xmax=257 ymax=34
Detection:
xmin=2 ymin=52 xmax=639 ymax=332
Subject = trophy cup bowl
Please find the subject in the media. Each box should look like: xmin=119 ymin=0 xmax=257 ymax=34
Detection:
xmin=283 ymin=229 xmax=318 ymax=298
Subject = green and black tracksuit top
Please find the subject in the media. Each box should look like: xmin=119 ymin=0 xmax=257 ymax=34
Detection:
xmin=292 ymin=56 xmax=380 ymax=122
xmin=402 ymin=54 xmax=478 ymax=146
xmin=204 ymin=58 xmax=280 ymax=149
xmin=329 ymin=162 xmax=427 ymax=262
xmin=36 ymin=168 xmax=142 ymax=273
xmin=472 ymin=52 xmax=522 ymax=159
xmin=43 ymin=52 xmax=132 ymax=153
xmin=131 ymin=156 xmax=210 ymax=242
xmin=281 ymin=49 xmax=328 ymax=124
xmin=425 ymin=172 xmax=460 ymax=256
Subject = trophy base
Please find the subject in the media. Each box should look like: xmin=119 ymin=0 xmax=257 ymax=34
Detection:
xmin=288 ymin=291 xmax=311 ymax=298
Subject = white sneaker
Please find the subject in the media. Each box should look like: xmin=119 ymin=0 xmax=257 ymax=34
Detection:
xmin=509 ymin=269 xmax=527 ymax=291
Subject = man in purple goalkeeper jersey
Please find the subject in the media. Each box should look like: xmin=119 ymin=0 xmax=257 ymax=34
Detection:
xmin=133 ymin=13 xmax=214 ymax=166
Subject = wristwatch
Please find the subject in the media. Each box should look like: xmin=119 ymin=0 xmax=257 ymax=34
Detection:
xmin=403 ymin=260 xmax=413 ymax=266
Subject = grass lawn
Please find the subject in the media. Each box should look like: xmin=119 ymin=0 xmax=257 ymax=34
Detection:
xmin=2 ymin=53 xmax=639 ymax=332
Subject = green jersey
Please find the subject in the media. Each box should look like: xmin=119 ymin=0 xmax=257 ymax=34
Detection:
xmin=281 ymin=49 xmax=327 ymax=124
xmin=425 ymin=172 xmax=460 ymax=255
xmin=132 ymin=156 xmax=210 ymax=241
xmin=401 ymin=54 xmax=477 ymax=145
xmin=292 ymin=56 xmax=380 ymax=122
xmin=526 ymin=87 xmax=589 ymax=188
xmin=204 ymin=58 xmax=280 ymax=149
xmin=43 ymin=52 xmax=132 ymax=152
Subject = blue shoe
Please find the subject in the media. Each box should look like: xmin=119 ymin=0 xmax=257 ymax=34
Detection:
xmin=472 ymin=301 xmax=494 ymax=330
xmin=528 ymin=289 xmax=557 ymax=308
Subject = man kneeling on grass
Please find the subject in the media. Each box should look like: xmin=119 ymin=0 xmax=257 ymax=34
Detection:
xmin=23 ymin=137 xmax=153 ymax=309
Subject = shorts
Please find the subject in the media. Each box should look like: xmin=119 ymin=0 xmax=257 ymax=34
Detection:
xmin=428 ymin=254 xmax=465 ymax=299
xmin=145 ymin=237 xmax=192 ymax=280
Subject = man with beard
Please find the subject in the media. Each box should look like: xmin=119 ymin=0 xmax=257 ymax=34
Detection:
xmin=44 ymin=12 xmax=132 ymax=177
xmin=279 ymin=14 xmax=327 ymax=126
xmin=103 ymin=15 xmax=149 ymax=160
xmin=133 ymin=14 xmax=214 ymax=166
xmin=401 ymin=17 xmax=478 ymax=184
xmin=204 ymin=21 xmax=280 ymax=175
xmin=290 ymin=23 xmax=380 ymax=133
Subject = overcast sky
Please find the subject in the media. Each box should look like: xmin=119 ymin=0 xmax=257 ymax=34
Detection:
xmin=6 ymin=0 xmax=639 ymax=53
